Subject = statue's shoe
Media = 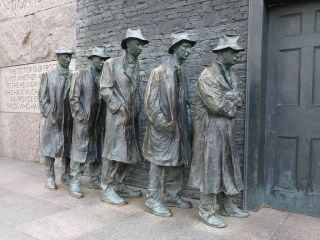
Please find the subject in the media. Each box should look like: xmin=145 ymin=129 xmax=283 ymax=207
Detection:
xmin=45 ymin=176 xmax=57 ymax=191
xmin=69 ymin=180 xmax=84 ymax=199
xmin=117 ymin=184 xmax=142 ymax=198
xmin=146 ymin=201 xmax=172 ymax=217
xmin=61 ymin=173 xmax=71 ymax=186
xmin=89 ymin=179 xmax=101 ymax=189
xmin=164 ymin=196 xmax=192 ymax=209
xmin=101 ymin=188 xmax=126 ymax=205
xmin=220 ymin=206 xmax=249 ymax=218
xmin=199 ymin=214 xmax=226 ymax=228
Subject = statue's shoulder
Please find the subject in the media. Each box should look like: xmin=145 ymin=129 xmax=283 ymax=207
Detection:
xmin=108 ymin=57 xmax=121 ymax=65
xmin=45 ymin=64 xmax=60 ymax=80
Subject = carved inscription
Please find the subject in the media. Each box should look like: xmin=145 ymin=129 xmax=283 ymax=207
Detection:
xmin=0 ymin=60 xmax=75 ymax=113
xmin=0 ymin=0 xmax=42 ymax=12
xmin=0 ymin=0 xmax=73 ymax=20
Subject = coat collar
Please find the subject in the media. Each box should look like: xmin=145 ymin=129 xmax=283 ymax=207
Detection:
xmin=88 ymin=65 xmax=101 ymax=87
xmin=211 ymin=61 xmax=234 ymax=89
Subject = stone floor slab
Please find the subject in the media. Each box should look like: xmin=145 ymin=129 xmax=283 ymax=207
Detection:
xmin=16 ymin=203 xmax=139 ymax=240
xmin=0 ymin=190 xmax=67 ymax=226
xmin=0 ymin=224 xmax=38 ymax=240
xmin=270 ymin=212 xmax=320 ymax=240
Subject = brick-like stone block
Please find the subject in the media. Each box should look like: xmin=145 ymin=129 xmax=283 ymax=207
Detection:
xmin=0 ymin=0 xmax=74 ymax=21
xmin=0 ymin=112 xmax=41 ymax=162
xmin=31 ymin=2 xmax=76 ymax=62
xmin=0 ymin=16 xmax=32 ymax=67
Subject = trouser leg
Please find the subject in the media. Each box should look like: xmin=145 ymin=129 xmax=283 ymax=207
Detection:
xmin=70 ymin=161 xmax=85 ymax=181
xmin=100 ymin=158 xmax=126 ymax=205
xmin=61 ymin=155 xmax=71 ymax=185
xmin=101 ymin=158 xmax=119 ymax=190
xmin=69 ymin=161 xmax=85 ymax=198
xmin=145 ymin=163 xmax=171 ymax=216
xmin=115 ymin=162 xmax=128 ymax=185
xmin=44 ymin=156 xmax=56 ymax=190
xmin=163 ymin=166 xmax=192 ymax=208
xmin=89 ymin=160 xmax=101 ymax=189
xmin=115 ymin=162 xmax=141 ymax=198
xmin=164 ymin=166 xmax=183 ymax=197
xmin=45 ymin=156 xmax=55 ymax=178
xmin=146 ymin=163 xmax=164 ymax=207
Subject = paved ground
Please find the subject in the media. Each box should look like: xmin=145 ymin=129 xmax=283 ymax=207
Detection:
xmin=0 ymin=157 xmax=319 ymax=240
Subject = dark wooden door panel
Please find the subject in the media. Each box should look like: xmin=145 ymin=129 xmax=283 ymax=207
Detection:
xmin=266 ymin=1 xmax=320 ymax=216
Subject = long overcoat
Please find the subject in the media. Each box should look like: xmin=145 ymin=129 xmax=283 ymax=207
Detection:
xmin=143 ymin=58 xmax=192 ymax=166
xmin=69 ymin=66 xmax=103 ymax=163
xmin=39 ymin=64 xmax=73 ymax=158
xmin=100 ymin=56 xmax=141 ymax=164
xmin=189 ymin=61 xmax=244 ymax=195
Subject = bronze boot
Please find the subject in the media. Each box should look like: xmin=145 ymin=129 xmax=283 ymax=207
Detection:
xmin=101 ymin=186 xmax=126 ymax=205
xmin=146 ymin=188 xmax=172 ymax=217
xmin=117 ymin=183 xmax=142 ymax=198
xmin=69 ymin=163 xmax=84 ymax=199
xmin=220 ymin=195 xmax=249 ymax=218
xmin=198 ymin=193 xmax=226 ymax=228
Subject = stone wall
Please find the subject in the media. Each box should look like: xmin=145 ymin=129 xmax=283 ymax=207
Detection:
xmin=0 ymin=0 xmax=76 ymax=162
xmin=76 ymin=0 xmax=249 ymax=198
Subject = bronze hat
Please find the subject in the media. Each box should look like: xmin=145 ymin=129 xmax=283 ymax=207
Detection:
xmin=88 ymin=46 xmax=109 ymax=59
xmin=55 ymin=47 xmax=74 ymax=55
xmin=212 ymin=35 xmax=244 ymax=52
xmin=121 ymin=28 xmax=149 ymax=49
xmin=168 ymin=31 xmax=196 ymax=54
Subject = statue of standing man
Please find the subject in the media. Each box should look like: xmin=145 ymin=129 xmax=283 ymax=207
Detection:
xmin=68 ymin=46 xmax=109 ymax=198
xmin=143 ymin=31 xmax=196 ymax=217
xmin=38 ymin=47 xmax=73 ymax=190
xmin=100 ymin=28 xmax=149 ymax=205
xmin=189 ymin=35 xmax=249 ymax=228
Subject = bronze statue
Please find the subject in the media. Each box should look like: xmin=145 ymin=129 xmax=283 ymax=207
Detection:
xmin=143 ymin=31 xmax=196 ymax=217
xmin=38 ymin=47 xmax=73 ymax=190
xmin=189 ymin=35 xmax=249 ymax=228
xmin=68 ymin=46 xmax=109 ymax=198
xmin=99 ymin=28 xmax=149 ymax=205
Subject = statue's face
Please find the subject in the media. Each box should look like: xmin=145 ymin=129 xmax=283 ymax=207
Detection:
xmin=220 ymin=49 xmax=239 ymax=67
xmin=90 ymin=56 xmax=104 ymax=71
xmin=174 ymin=41 xmax=192 ymax=62
xmin=126 ymin=38 xmax=144 ymax=58
xmin=57 ymin=54 xmax=71 ymax=68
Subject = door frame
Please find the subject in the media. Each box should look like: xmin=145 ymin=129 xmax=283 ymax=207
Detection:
xmin=244 ymin=0 xmax=268 ymax=211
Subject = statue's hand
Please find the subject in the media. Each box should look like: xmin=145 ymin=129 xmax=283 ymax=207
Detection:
xmin=51 ymin=111 xmax=62 ymax=129
xmin=225 ymin=91 xmax=235 ymax=101
xmin=75 ymin=109 xmax=87 ymax=123
xmin=234 ymin=91 xmax=244 ymax=107
xmin=120 ymin=106 xmax=131 ymax=125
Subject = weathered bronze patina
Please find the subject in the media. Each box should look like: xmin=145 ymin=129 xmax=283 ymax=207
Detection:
xmin=189 ymin=35 xmax=248 ymax=228
xmin=68 ymin=46 xmax=109 ymax=198
xmin=38 ymin=47 xmax=73 ymax=190
xmin=143 ymin=31 xmax=196 ymax=217
xmin=99 ymin=28 xmax=149 ymax=205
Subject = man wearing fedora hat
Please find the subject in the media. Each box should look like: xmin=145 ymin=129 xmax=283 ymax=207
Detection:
xmin=189 ymin=35 xmax=248 ymax=228
xmin=143 ymin=31 xmax=196 ymax=217
xmin=99 ymin=28 xmax=149 ymax=205
xmin=39 ymin=47 xmax=74 ymax=190
xmin=68 ymin=46 xmax=109 ymax=198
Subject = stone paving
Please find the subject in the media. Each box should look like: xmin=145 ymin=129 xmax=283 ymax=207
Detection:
xmin=0 ymin=157 xmax=319 ymax=240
